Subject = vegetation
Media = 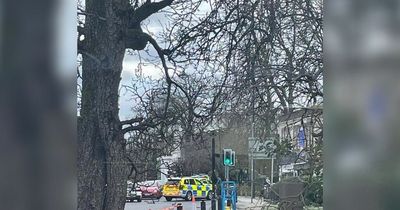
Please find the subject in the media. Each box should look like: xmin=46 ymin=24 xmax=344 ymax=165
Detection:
xmin=77 ymin=0 xmax=322 ymax=209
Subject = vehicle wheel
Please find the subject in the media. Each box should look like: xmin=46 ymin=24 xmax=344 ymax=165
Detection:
xmin=206 ymin=191 xmax=212 ymax=200
xmin=185 ymin=191 xmax=192 ymax=201
xmin=137 ymin=198 xmax=142 ymax=202
xmin=165 ymin=197 xmax=172 ymax=201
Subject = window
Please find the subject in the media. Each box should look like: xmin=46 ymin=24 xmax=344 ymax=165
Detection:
xmin=189 ymin=179 xmax=196 ymax=185
xmin=166 ymin=180 xmax=179 ymax=185
xmin=280 ymin=128 xmax=285 ymax=140
xmin=184 ymin=179 xmax=190 ymax=185
xmin=202 ymin=180 xmax=211 ymax=185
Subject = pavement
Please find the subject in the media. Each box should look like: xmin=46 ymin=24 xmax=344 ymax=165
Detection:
xmin=236 ymin=196 xmax=323 ymax=210
xmin=236 ymin=196 xmax=275 ymax=210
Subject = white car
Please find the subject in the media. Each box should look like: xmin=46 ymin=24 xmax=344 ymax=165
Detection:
xmin=127 ymin=181 xmax=142 ymax=202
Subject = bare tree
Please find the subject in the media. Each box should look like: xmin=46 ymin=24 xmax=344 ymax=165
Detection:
xmin=77 ymin=0 xmax=182 ymax=209
xmin=77 ymin=0 xmax=322 ymax=209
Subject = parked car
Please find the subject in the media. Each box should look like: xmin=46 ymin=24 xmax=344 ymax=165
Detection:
xmin=162 ymin=178 xmax=181 ymax=201
xmin=138 ymin=180 xmax=163 ymax=199
xmin=126 ymin=181 xmax=142 ymax=202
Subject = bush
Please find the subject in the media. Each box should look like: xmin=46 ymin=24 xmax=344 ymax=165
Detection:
xmin=303 ymin=177 xmax=323 ymax=206
xmin=268 ymin=177 xmax=303 ymax=202
xmin=269 ymin=176 xmax=322 ymax=206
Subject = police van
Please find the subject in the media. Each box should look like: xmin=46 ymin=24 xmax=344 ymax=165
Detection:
xmin=162 ymin=177 xmax=213 ymax=201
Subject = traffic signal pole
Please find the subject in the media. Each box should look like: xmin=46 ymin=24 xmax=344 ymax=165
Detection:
xmin=225 ymin=165 xmax=229 ymax=181
xmin=212 ymin=137 xmax=215 ymax=186
xmin=250 ymin=122 xmax=255 ymax=203
xmin=227 ymin=166 xmax=229 ymax=181
xmin=211 ymin=136 xmax=216 ymax=210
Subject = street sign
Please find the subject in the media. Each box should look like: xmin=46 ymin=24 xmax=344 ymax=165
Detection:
xmin=248 ymin=138 xmax=276 ymax=159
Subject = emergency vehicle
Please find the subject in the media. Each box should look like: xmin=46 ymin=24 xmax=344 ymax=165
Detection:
xmin=162 ymin=176 xmax=213 ymax=201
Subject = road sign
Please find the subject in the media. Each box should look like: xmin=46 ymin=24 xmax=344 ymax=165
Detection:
xmin=248 ymin=138 xmax=276 ymax=159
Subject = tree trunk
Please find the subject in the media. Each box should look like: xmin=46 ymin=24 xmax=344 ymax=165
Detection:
xmin=78 ymin=0 xmax=129 ymax=209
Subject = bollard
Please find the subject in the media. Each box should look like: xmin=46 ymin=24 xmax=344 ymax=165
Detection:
xmin=200 ymin=199 xmax=206 ymax=210
xmin=176 ymin=203 xmax=183 ymax=210
xmin=226 ymin=199 xmax=231 ymax=206
xmin=211 ymin=198 xmax=216 ymax=210
xmin=225 ymin=199 xmax=231 ymax=210
xmin=218 ymin=197 xmax=222 ymax=210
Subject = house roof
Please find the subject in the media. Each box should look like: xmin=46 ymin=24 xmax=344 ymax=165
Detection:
xmin=278 ymin=152 xmax=299 ymax=165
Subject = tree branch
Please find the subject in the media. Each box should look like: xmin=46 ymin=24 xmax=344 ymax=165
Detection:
xmin=130 ymin=0 xmax=174 ymax=26
xmin=143 ymin=32 xmax=209 ymax=120
xmin=122 ymin=120 xmax=157 ymax=133
xmin=121 ymin=117 xmax=144 ymax=125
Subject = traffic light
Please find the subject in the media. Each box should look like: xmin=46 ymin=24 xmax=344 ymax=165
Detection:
xmin=231 ymin=151 xmax=236 ymax=166
xmin=223 ymin=149 xmax=236 ymax=166
xmin=223 ymin=149 xmax=233 ymax=166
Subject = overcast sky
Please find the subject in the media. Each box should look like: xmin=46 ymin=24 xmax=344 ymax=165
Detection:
xmin=118 ymin=13 xmax=167 ymax=120
xmin=74 ymin=1 xmax=212 ymax=120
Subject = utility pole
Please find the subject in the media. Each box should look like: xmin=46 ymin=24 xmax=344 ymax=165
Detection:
xmin=271 ymin=157 xmax=274 ymax=184
xmin=211 ymin=136 xmax=216 ymax=210
xmin=250 ymin=123 xmax=255 ymax=203
xmin=250 ymin=57 xmax=256 ymax=203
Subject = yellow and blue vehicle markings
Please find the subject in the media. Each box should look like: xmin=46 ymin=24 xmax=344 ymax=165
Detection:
xmin=179 ymin=179 xmax=211 ymax=198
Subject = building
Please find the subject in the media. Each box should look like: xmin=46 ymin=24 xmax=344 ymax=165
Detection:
xmin=276 ymin=107 xmax=323 ymax=178
xmin=179 ymin=119 xmax=276 ymax=185
xmin=157 ymin=148 xmax=181 ymax=183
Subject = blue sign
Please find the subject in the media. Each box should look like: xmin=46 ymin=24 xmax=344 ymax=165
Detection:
xmin=298 ymin=128 xmax=305 ymax=148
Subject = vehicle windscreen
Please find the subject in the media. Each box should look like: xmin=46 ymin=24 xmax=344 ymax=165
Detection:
xmin=201 ymin=180 xmax=210 ymax=184
xmin=165 ymin=180 xmax=179 ymax=185
xmin=139 ymin=180 xmax=161 ymax=187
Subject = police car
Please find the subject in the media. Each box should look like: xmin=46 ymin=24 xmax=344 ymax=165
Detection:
xmin=162 ymin=177 xmax=213 ymax=201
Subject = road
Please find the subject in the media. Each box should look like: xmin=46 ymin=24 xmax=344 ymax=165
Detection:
xmin=125 ymin=196 xmax=323 ymax=210
xmin=124 ymin=197 xmax=212 ymax=210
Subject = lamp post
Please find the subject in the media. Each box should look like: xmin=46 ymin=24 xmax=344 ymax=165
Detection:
xmin=250 ymin=123 xmax=255 ymax=203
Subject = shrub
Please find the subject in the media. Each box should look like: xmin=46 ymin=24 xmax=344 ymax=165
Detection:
xmin=304 ymin=177 xmax=323 ymax=205
xmin=269 ymin=176 xmax=323 ymax=206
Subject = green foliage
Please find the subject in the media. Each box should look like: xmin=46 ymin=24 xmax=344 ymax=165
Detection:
xmin=262 ymin=139 xmax=294 ymax=159
xmin=273 ymin=139 xmax=294 ymax=157
xmin=304 ymin=176 xmax=323 ymax=205
xmin=269 ymin=176 xmax=323 ymax=206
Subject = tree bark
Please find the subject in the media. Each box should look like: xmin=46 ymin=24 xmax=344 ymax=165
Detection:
xmin=78 ymin=0 xmax=129 ymax=209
